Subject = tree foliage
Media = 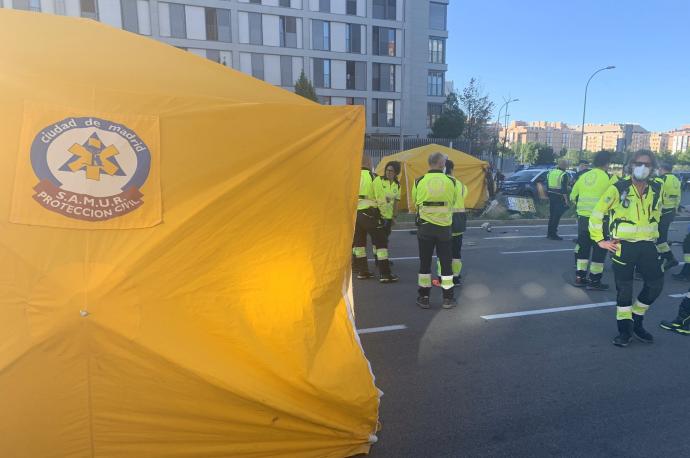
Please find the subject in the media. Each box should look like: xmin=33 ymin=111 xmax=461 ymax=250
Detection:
xmin=458 ymin=78 xmax=494 ymax=154
xmin=430 ymin=92 xmax=466 ymax=139
xmin=515 ymin=142 xmax=555 ymax=164
xmin=294 ymin=70 xmax=318 ymax=102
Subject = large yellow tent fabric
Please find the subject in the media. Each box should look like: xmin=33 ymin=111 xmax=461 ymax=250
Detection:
xmin=0 ymin=9 xmax=379 ymax=458
xmin=375 ymin=144 xmax=489 ymax=210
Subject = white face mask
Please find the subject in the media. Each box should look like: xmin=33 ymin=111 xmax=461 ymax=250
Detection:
xmin=632 ymin=165 xmax=651 ymax=181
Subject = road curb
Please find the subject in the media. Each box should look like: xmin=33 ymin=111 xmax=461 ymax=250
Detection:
xmin=392 ymin=215 xmax=690 ymax=231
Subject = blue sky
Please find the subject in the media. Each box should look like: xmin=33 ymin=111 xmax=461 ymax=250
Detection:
xmin=446 ymin=0 xmax=690 ymax=132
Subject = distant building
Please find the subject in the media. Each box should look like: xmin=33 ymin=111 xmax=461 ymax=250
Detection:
xmin=668 ymin=125 xmax=690 ymax=153
xmin=500 ymin=121 xmax=582 ymax=152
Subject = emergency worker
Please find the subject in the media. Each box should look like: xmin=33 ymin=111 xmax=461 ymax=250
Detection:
xmin=412 ymin=152 xmax=458 ymax=309
xmin=655 ymin=163 xmax=681 ymax=270
xmin=436 ymin=159 xmax=467 ymax=284
xmin=590 ymin=151 xmax=664 ymax=347
xmin=352 ymin=155 xmax=398 ymax=283
xmin=570 ymin=151 xmax=617 ymax=290
xmin=372 ymin=161 xmax=401 ymax=263
xmin=546 ymin=160 xmax=570 ymax=240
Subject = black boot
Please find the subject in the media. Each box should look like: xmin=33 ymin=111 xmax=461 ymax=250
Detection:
xmin=672 ymin=263 xmax=690 ymax=281
xmin=633 ymin=314 xmax=654 ymax=343
xmin=613 ymin=319 xmax=633 ymax=347
xmin=660 ymin=298 xmax=690 ymax=336
xmin=355 ymin=257 xmax=373 ymax=279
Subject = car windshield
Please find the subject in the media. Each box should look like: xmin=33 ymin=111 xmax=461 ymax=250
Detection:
xmin=506 ymin=170 xmax=542 ymax=182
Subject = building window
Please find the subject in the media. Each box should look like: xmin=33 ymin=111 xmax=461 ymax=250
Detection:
xmin=317 ymin=96 xmax=332 ymax=105
xmin=12 ymin=0 xmax=41 ymax=11
xmin=280 ymin=55 xmax=293 ymax=86
xmin=80 ymin=0 xmax=98 ymax=19
xmin=347 ymin=97 xmax=366 ymax=105
xmin=346 ymin=0 xmax=357 ymax=15
xmin=249 ymin=0 xmax=261 ymax=3
xmin=372 ymin=99 xmax=396 ymax=127
xmin=251 ymin=53 xmax=264 ymax=80
xmin=205 ymin=8 xmax=231 ymax=42
xmin=373 ymin=63 xmax=395 ymax=92
xmin=313 ymin=58 xmax=331 ymax=89
xmin=372 ymin=26 xmax=396 ymax=56
xmin=279 ymin=0 xmax=290 ymax=6
xmin=429 ymin=2 xmax=447 ymax=30
xmin=429 ymin=37 xmax=445 ymax=63
xmin=427 ymin=103 xmax=443 ymax=129
xmin=346 ymin=24 xmax=362 ymax=53
xmin=248 ymin=12 xmax=263 ymax=45
xmin=427 ymin=70 xmax=444 ymax=96
xmin=319 ymin=0 xmax=330 ymax=12
xmin=346 ymin=61 xmax=366 ymax=91
xmin=312 ymin=20 xmax=330 ymax=51
xmin=373 ymin=0 xmax=396 ymax=20
xmin=122 ymin=0 xmax=152 ymax=35
xmin=206 ymin=50 xmax=231 ymax=67
xmin=280 ymin=16 xmax=297 ymax=48
xmin=166 ymin=4 xmax=186 ymax=38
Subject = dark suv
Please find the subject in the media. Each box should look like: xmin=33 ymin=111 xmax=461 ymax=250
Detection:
xmin=500 ymin=168 xmax=575 ymax=199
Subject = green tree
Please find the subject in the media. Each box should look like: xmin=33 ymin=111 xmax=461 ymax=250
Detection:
xmin=430 ymin=92 xmax=466 ymax=138
xmin=458 ymin=78 xmax=494 ymax=154
xmin=294 ymin=70 xmax=318 ymax=102
xmin=676 ymin=149 xmax=690 ymax=165
xmin=535 ymin=144 xmax=555 ymax=164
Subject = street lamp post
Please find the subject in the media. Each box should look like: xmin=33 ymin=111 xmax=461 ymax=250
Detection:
xmin=495 ymin=98 xmax=518 ymax=170
xmin=579 ymin=66 xmax=615 ymax=160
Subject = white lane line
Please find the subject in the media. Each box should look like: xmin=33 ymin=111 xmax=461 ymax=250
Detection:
xmin=391 ymin=220 xmax=690 ymax=232
xmin=669 ymin=293 xmax=687 ymax=298
xmin=501 ymin=248 xmax=574 ymax=255
xmin=484 ymin=234 xmax=576 ymax=240
xmin=357 ymin=324 xmax=407 ymax=335
xmin=481 ymin=301 xmax=616 ymax=320
xmin=366 ymin=256 xmax=421 ymax=262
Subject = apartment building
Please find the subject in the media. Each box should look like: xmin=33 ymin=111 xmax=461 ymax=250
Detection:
xmin=668 ymin=125 xmax=690 ymax=153
xmin=2 ymin=0 xmax=449 ymax=136
xmin=500 ymin=121 xmax=582 ymax=152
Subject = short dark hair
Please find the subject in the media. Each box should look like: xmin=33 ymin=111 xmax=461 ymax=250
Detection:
xmin=660 ymin=162 xmax=673 ymax=172
xmin=445 ymin=159 xmax=455 ymax=174
xmin=629 ymin=150 xmax=657 ymax=169
xmin=592 ymin=151 xmax=612 ymax=168
xmin=385 ymin=160 xmax=401 ymax=175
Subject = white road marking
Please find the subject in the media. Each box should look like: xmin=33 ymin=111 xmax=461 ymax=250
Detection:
xmin=484 ymin=234 xmax=577 ymax=240
xmin=357 ymin=324 xmax=407 ymax=334
xmin=669 ymin=293 xmax=687 ymax=298
xmin=501 ymin=248 xmax=574 ymax=255
xmin=469 ymin=224 xmax=577 ymax=229
xmin=481 ymin=301 xmax=616 ymax=320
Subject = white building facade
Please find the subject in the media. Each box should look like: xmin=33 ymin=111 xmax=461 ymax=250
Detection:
xmin=2 ymin=0 xmax=449 ymax=136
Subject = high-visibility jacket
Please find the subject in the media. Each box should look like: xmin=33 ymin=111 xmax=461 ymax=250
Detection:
xmin=373 ymin=176 xmax=400 ymax=219
xmin=570 ymin=168 xmax=618 ymax=217
xmin=547 ymin=168 xmax=568 ymax=194
xmin=412 ymin=170 xmax=457 ymax=227
xmin=452 ymin=181 xmax=468 ymax=236
xmin=589 ymin=178 xmax=663 ymax=243
xmin=657 ymin=173 xmax=681 ymax=212
xmin=357 ymin=168 xmax=378 ymax=211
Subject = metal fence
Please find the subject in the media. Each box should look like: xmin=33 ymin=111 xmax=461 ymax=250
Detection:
xmin=364 ymin=135 xmax=516 ymax=171
xmin=365 ymin=135 xmax=472 ymax=168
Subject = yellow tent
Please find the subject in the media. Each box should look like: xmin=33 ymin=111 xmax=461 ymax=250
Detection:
xmin=0 ymin=9 xmax=379 ymax=458
xmin=375 ymin=144 xmax=489 ymax=210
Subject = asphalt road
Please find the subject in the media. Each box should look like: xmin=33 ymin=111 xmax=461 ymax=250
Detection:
xmin=353 ymin=217 xmax=690 ymax=458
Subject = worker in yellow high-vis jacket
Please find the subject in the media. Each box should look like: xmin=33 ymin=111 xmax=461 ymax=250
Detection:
xmin=372 ymin=161 xmax=401 ymax=266
xmin=436 ymin=159 xmax=467 ymax=285
xmin=352 ymin=155 xmax=398 ymax=283
xmin=546 ymin=160 xmax=570 ymax=240
xmin=655 ymin=163 xmax=682 ymax=270
xmin=590 ymin=151 xmax=664 ymax=347
xmin=412 ymin=152 xmax=458 ymax=310
xmin=570 ymin=151 xmax=618 ymax=290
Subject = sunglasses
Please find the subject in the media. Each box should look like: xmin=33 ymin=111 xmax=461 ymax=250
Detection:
xmin=631 ymin=161 xmax=652 ymax=167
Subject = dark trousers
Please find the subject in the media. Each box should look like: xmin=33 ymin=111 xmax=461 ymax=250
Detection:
xmin=657 ymin=210 xmax=676 ymax=261
xmin=547 ymin=193 xmax=567 ymax=237
xmin=353 ymin=210 xmax=391 ymax=275
xmin=418 ymin=222 xmax=453 ymax=299
xmin=612 ymin=241 xmax=664 ymax=322
xmin=575 ymin=216 xmax=607 ymax=281
xmin=452 ymin=234 xmax=463 ymax=260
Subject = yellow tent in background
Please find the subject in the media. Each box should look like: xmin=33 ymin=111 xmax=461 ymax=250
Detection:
xmin=0 ymin=9 xmax=379 ymax=458
xmin=375 ymin=144 xmax=489 ymax=210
